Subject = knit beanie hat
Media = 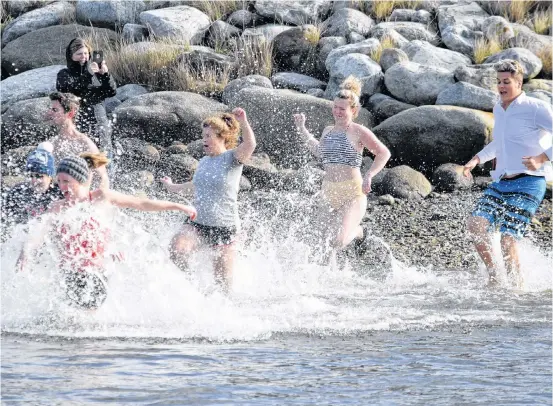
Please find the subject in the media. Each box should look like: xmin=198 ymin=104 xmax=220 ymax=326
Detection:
xmin=26 ymin=143 xmax=55 ymax=177
xmin=56 ymin=156 xmax=90 ymax=184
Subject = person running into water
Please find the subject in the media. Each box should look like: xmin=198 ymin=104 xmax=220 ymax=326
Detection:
xmin=160 ymin=108 xmax=256 ymax=292
xmin=47 ymin=91 xmax=110 ymax=189
xmin=17 ymin=153 xmax=197 ymax=309
xmin=2 ymin=142 xmax=63 ymax=230
xmin=293 ymin=76 xmax=391 ymax=258
xmin=464 ymin=59 xmax=552 ymax=288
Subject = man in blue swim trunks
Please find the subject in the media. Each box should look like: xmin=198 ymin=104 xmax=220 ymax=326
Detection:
xmin=464 ymin=59 xmax=552 ymax=288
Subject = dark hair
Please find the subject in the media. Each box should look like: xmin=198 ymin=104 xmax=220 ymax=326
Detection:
xmin=49 ymin=92 xmax=80 ymax=113
xmin=68 ymin=38 xmax=92 ymax=60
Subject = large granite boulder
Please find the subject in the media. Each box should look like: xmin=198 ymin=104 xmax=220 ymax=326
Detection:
xmin=373 ymin=105 xmax=494 ymax=173
xmin=1 ymin=24 xmax=118 ymax=76
xmin=366 ymin=93 xmax=416 ymax=125
xmin=369 ymin=21 xmax=439 ymax=45
xmin=76 ymin=0 xmax=145 ymax=28
xmin=321 ymin=7 xmax=374 ymax=38
xmin=1 ymin=97 xmax=56 ymax=151
xmin=436 ymin=81 xmax=498 ymax=111
xmin=272 ymin=72 xmax=326 ymax=93
xmin=384 ymin=61 xmax=455 ymax=105
xmin=375 ymin=165 xmax=432 ymax=200
xmin=222 ymin=75 xmax=273 ymax=106
xmin=325 ymin=53 xmax=383 ymax=99
xmin=484 ymin=48 xmax=543 ymax=80
xmin=272 ymin=25 xmax=322 ymax=77
xmin=454 ymin=64 xmax=497 ymax=91
xmin=242 ymin=24 xmax=293 ymax=43
xmin=113 ymin=91 xmax=228 ymax=145
xmin=139 ymin=5 xmax=210 ymax=44
xmin=226 ymin=86 xmax=373 ymax=167
xmin=1 ymin=1 xmax=76 ymax=47
xmin=254 ymin=0 xmax=332 ymax=26
xmin=401 ymin=40 xmax=471 ymax=71
xmin=1 ymin=65 xmax=64 ymax=109
xmin=325 ymin=38 xmax=381 ymax=72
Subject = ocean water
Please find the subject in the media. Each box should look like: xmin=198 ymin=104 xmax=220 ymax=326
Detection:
xmin=1 ymin=200 xmax=551 ymax=405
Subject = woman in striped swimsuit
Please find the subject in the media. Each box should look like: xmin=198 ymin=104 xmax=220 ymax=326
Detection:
xmin=293 ymin=76 xmax=391 ymax=254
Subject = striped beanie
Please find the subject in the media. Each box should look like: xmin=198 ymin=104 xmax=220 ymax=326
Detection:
xmin=56 ymin=156 xmax=90 ymax=184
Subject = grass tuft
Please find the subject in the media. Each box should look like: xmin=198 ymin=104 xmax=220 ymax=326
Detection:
xmin=473 ymin=37 xmax=503 ymax=64
xmin=304 ymin=24 xmax=321 ymax=46
xmin=537 ymin=45 xmax=552 ymax=78
xmin=370 ymin=35 xmax=398 ymax=63
xmin=173 ymin=61 xmax=231 ymax=96
xmin=187 ymin=0 xmax=246 ymax=21
xmin=503 ymin=1 xmax=536 ymax=23
xmin=233 ymin=36 xmax=273 ymax=78
xmin=532 ymin=9 xmax=552 ymax=34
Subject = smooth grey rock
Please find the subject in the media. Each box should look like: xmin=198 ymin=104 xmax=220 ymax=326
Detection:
xmin=122 ymin=23 xmax=149 ymax=42
xmin=1 ymin=24 xmax=118 ymax=76
xmin=401 ymin=40 xmax=471 ymax=71
xmin=3 ymin=0 xmax=56 ymax=17
xmin=1 ymin=65 xmax=65 ymax=107
xmin=321 ymin=7 xmax=374 ymax=38
xmin=325 ymin=53 xmax=383 ymax=99
xmin=76 ymin=0 xmax=145 ymax=28
xmin=481 ymin=15 xmax=514 ymax=43
xmin=113 ymin=91 xmax=228 ymax=145
xmin=318 ymin=36 xmax=347 ymax=74
xmin=226 ymin=9 xmax=262 ymax=28
xmin=105 ymin=84 xmax=148 ymax=113
xmin=527 ymin=90 xmax=553 ymax=104
xmin=369 ymin=27 xmax=409 ymax=48
xmin=325 ymin=38 xmax=380 ymax=72
xmin=432 ymin=163 xmax=473 ymax=192
xmin=454 ymin=64 xmax=497 ymax=91
xmin=376 ymin=165 xmax=432 ymax=200
xmin=157 ymin=153 xmax=198 ymax=183
xmin=272 ymin=72 xmax=326 ymax=93
xmin=379 ymin=48 xmax=409 ymax=72
xmin=348 ymin=32 xmax=366 ymax=43
xmin=177 ymin=46 xmax=236 ymax=74
xmin=207 ymin=20 xmax=241 ymax=47
xmin=508 ymin=23 xmax=552 ymax=55
xmin=438 ymin=1 xmax=489 ymax=32
xmin=222 ymin=75 xmax=273 ymax=105
xmin=116 ymin=137 xmax=160 ymax=172
xmin=370 ymin=21 xmax=439 ymax=45
xmin=139 ymin=5 xmax=210 ymax=44
xmin=367 ymin=93 xmax=415 ymax=124
xmin=2 ymin=1 xmax=76 ymax=47
xmin=373 ymin=105 xmax=494 ymax=172
xmin=484 ymin=48 xmax=543 ymax=79
xmin=307 ymin=88 xmax=325 ymax=97
xmin=413 ymin=10 xmax=432 ymax=25
xmin=440 ymin=23 xmax=479 ymax=56
xmin=436 ymin=81 xmax=498 ymax=111
xmin=385 ymin=61 xmax=455 ymax=105
xmin=390 ymin=9 xmax=417 ymax=22
xmin=272 ymin=25 xmax=322 ymax=76
xmin=254 ymin=0 xmax=332 ymax=26
xmin=523 ymin=79 xmax=553 ymax=93
xmin=242 ymin=24 xmax=293 ymax=42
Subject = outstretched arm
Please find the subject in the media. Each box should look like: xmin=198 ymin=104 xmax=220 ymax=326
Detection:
xmin=160 ymin=177 xmax=194 ymax=196
xmin=103 ymin=189 xmax=197 ymax=219
xmin=233 ymin=108 xmax=257 ymax=163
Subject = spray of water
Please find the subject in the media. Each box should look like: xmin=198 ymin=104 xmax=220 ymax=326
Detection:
xmin=2 ymin=192 xmax=551 ymax=341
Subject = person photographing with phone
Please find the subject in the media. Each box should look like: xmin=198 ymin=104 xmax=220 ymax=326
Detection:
xmin=56 ymin=38 xmax=117 ymax=151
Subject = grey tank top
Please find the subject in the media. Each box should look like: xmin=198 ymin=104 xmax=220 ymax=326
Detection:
xmin=192 ymin=149 xmax=243 ymax=228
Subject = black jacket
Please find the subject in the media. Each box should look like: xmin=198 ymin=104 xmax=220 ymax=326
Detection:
xmin=56 ymin=42 xmax=117 ymax=129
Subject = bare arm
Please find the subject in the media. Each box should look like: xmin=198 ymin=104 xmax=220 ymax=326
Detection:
xmin=232 ymin=108 xmax=257 ymax=163
xmin=102 ymin=189 xmax=196 ymax=218
xmin=160 ymin=177 xmax=194 ymax=196
xmin=357 ymin=125 xmax=391 ymax=194
xmin=293 ymin=113 xmax=323 ymax=157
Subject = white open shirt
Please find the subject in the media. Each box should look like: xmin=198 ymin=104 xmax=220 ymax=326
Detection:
xmin=477 ymin=92 xmax=553 ymax=181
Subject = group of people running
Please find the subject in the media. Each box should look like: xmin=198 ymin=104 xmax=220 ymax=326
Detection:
xmin=4 ymin=37 xmax=552 ymax=309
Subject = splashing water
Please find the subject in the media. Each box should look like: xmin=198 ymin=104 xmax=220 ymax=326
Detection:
xmin=1 ymin=193 xmax=551 ymax=342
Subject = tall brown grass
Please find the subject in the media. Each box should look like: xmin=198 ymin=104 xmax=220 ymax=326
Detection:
xmin=372 ymin=0 xmax=421 ymax=21
xmin=370 ymin=35 xmax=398 ymax=63
xmin=473 ymin=37 xmax=503 ymax=64
xmin=537 ymin=45 xmax=552 ymax=78
xmin=173 ymin=61 xmax=231 ymax=96
xmin=503 ymin=1 xmax=536 ymax=23
xmin=187 ymin=0 xmax=246 ymax=21
xmin=532 ymin=9 xmax=552 ymax=34
xmin=233 ymin=35 xmax=273 ymax=77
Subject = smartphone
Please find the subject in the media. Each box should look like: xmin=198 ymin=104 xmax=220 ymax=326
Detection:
xmin=91 ymin=50 xmax=104 ymax=65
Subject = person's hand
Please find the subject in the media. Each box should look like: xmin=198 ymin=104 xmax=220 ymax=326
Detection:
xmin=293 ymin=113 xmax=306 ymax=130
xmin=88 ymin=61 xmax=99 ymax=75
xmin=522 ymin=154 xmax=546 ymax=171
xmin=463 ymin=156 xmax=480 ymax=177
xmin=232 ymin=107 xmax=247 ymax=123
xmin=362 ymin=174 xmax=372 ymax=194
xmin=183 ymin=205 xmax=197 ymax=221
xmin=99 ymin=61 xmax=108 ymax=74
xmin=16 ymin=251 xmax=26 ymax=273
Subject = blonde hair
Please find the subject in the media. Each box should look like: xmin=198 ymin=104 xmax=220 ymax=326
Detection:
xmin=495 ymin=59 xmax=524 ymax=83
xmin=335 ymin=75 xmax=362 ymax=117
xmin=81 ymin=152 xmax=109 ymax=169
xmin=202 ymin=113 xmax=240 ymax=149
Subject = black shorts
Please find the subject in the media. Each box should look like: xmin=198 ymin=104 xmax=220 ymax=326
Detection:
xmin=64 ymin=271 xmax=108 ymax=309
xmin=187 ymin=220 xmax=237 ymax=246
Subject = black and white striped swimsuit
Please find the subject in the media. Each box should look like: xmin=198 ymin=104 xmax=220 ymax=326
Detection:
xmin=319 ymin=128 xmax=362 ymax=167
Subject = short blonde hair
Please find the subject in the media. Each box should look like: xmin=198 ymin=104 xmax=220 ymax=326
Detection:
xmin=335 ymin=75 xmax=362 ymax=117
xmin=202 ymin=113 xmax=240 ymax=149
xmin=494 ymin=59 xmax=524 ymax=83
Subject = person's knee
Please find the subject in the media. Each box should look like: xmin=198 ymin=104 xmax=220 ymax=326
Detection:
xmin=467 ymin=216 xmax=488 ymax=238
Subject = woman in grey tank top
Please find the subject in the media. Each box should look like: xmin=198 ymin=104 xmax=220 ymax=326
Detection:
xmin=160 ymin=108 xmax=257 ymax=291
